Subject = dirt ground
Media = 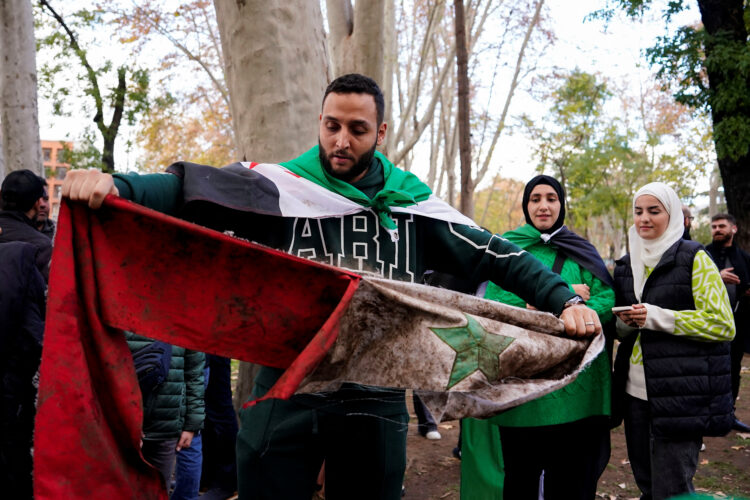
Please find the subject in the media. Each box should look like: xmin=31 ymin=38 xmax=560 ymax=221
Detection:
xmin=403 ymin=364 xmax=750 ymax=500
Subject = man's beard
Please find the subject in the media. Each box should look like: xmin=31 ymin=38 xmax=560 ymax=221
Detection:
xmin=319 ymin=140 xmax=377 ymax=183
xmin=713 ymin=232 xmax=732 ymax=245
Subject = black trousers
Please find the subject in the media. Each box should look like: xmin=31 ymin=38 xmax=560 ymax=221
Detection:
xmin=623 ymin=394 xmax=701 ymax=500
xmin=412 ymin=392 xmax=437 ymax=435
xmin=237 ymin=395 xmax=408 ymax=500
xmin=498 ymin=416 xmax=611 ymax=500
xmin=201 ymin=355 xmax=239 ymax=492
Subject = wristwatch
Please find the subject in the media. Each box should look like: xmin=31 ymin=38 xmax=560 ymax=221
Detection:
xmin=562 ymin=295 xmax=585 ymax=309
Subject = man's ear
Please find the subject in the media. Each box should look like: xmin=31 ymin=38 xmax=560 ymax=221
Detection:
xmin=376 ymin=122 xmax=387 ymax=146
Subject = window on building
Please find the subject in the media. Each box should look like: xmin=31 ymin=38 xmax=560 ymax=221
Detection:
xmin=56 ymin=167 xmax=67 ymax=180
xmin=43 ymin=148 xmax=52 ymax=163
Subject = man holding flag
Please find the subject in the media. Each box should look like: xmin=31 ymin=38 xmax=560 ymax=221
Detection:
xmin=62 ymin=74 xmax=601 ymax=500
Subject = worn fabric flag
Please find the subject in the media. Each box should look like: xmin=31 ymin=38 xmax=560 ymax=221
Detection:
xmin=167 ymin=147 xmax=478 ymax=242
xmin=292 ymin=277 xmax=603 ymax=421
xmin=35 ymin=197 xmax=360 ymax=500
xmin=35 ymin=197 xmax=601 ymax=499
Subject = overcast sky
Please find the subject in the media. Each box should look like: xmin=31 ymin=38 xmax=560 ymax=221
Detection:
xmin=38 ymin=1 xmax=703 ymax=181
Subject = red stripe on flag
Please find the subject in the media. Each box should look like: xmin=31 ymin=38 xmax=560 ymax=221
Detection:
xmin=247 ymin=162 xmax=259 ymax=169
xmin=35 ymin=196 xmax=361 ymax=498
xmin=243 ymin=276 xmax=360 ymax=407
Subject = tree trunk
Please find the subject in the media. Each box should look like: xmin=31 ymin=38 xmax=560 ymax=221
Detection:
xmin=454 ymin=0 xmax=473 ymax=217
xmin=214 ymin=0 xmax=329 ymax=407
xmin=0 ymin=0 xmax=42 ymax=177
xmin=232 ymin=362 xmax=261 ymax=415
xmin=214 ymin=0 xmax=329 ymax=163
xmin=326 ymin=0 xmax=386 ymax=85
xmin=382 ymin=0 xmax=396 ymax=144
xmin=697 ymin=0 xmax=750 ymax=248
xmin=0 ymin=129 xmax=4 ymax=182
xmin=708 ymin=161 xmax=723 ymax=215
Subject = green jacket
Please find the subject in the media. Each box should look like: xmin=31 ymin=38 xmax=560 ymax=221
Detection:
xmin=113 ymin=160 xmax=578 ymax=417
xmin=125 ymin=333 xmax=205 ymax=440
xmin=485 ymin=232 xmax=615 ymax=426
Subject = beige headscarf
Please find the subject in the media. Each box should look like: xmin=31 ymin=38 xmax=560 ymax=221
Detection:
xmin=628 ymin=182 xmax=685 ymax=301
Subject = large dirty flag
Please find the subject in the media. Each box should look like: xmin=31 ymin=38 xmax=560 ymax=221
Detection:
xmin=34 ymin=197 xmax=602 ymax=500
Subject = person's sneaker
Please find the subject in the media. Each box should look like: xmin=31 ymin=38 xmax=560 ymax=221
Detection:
xmin=700 ymin=442 xmax=706 ymax=452
xmin=425 ymin=430 xmax=442 ymax=440
xmin=452 ymin=446 xmax=461 ymax=459
xmin=732 ymin=418 xmax=750 ymax=433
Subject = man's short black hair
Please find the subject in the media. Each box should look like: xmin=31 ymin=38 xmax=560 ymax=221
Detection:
xmin=0 ymin=170 xmax=46 ymax=212
xmin=322 ymin=73 xmax=385 ymax=125
xmin=712 ymin=213 xmax=737 ymax=225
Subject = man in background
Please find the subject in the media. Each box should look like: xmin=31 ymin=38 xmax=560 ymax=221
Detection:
xmin=706 ymin=213 xmax=750 ymax=432
xmin=682 ymin=205 xmax=694 ymax=240
xmin=0 ymin=170 xmax=53 ymax=280
xmin=35 ymin=181 xmax=55 ymax=239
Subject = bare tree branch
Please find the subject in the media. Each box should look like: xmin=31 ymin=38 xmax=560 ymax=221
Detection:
xmin=475 ymin=0 xmax=544 ymax=185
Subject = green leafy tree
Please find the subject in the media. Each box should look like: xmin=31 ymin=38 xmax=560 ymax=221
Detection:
xmin=526 ymin=70 xmax=689 ymax=258
xmin=36 ymin=1 xmax=149 ymax=173
xmin=593 ymin=0 xmax=750 ymax=247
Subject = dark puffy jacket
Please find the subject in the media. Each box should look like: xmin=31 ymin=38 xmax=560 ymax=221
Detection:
xmin=0 ymin=211 xmax=52 ymax=281
xmin=0 ymin=241 xmax=46 ymax=498
xmin=125 ymin=333 xmax=205 ymax=440
xmin=613 ymin=239 xmax=733 ymax=438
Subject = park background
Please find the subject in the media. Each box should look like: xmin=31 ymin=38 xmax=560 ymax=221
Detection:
xmin=2 ymin=1 xmax=750 ymax=498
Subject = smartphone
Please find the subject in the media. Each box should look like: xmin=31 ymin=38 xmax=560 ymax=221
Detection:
xmin=611 ymin=306 xmax=634 ymax=313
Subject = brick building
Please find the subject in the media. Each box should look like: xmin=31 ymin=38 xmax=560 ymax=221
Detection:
xmin=41 ymin=140 xmax=72 ymax=219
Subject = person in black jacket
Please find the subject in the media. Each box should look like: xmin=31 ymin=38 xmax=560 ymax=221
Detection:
xmin=0 ymin=170 xmax=53 ymax=280
xmin=705 ymin=213 xmax=750 ymax=433
xmin=613 ymin=182 xmax=734 ymax=500
xmin=0 ymin=241 xmax=47 ymax=499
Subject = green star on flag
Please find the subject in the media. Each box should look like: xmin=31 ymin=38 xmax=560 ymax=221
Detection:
xmin=431 ymin=313 xmax=515 ymax=390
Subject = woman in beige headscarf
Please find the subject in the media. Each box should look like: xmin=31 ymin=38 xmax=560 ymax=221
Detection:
xmin=612 ymin=182 xmax=735 ymax=500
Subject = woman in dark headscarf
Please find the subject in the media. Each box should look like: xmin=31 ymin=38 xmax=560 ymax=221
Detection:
xmin=461 ymin=175 xmax=614 ymax=500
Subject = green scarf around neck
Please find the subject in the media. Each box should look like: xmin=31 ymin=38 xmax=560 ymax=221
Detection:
xmin=280 ymin=146 xmax=432 ymax=237
xmin=501 ymin=223 xmax=545 ymax=250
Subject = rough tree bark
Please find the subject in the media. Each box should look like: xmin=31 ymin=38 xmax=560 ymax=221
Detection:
xmin=214 ymin=0 xmax=329 ymax=164
xmin=697 ymin=0 xmax=750 ymax=248
xmin=0 ymin=0 xmax=42 ymax=178
xmin=213 ymin=0 xmax=329 ymax=409
xmin=454 ymin=0 xmax=473 ymax=217
xmin=382 ymin=0 xmax=397 ymax=142
xmin=0 ymin=131 xmax=4 ymax=179
xmin=326 ymin=0 xmax=386 ymax=86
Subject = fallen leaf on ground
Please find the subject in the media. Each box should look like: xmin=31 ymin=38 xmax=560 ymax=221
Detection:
xmin=737 ymin=432 xmax=750 ymax=439
xmin=700 ymin=458 xmax=709 ymax=465
xmin=618 ymin=483 xmax=626 ymax=489
xmin=620 ymin=458 xmax=630 ymax=465
xmin=438 ymin=424 xmax=453 ymax=430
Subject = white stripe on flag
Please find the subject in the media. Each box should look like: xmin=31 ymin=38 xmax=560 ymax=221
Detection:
xmin=244 ymin=162 xmax=365 ymax=218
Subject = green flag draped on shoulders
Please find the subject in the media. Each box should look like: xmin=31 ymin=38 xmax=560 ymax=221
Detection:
xmin=281 ymin=146 xmax=432 ymax=236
